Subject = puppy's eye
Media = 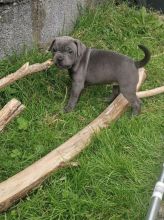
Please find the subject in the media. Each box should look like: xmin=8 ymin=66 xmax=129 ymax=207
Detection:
xmin=68 ymin=49 xmax=73 ymax=54
xmin=66 ymin=47 xmax=73 ymax=54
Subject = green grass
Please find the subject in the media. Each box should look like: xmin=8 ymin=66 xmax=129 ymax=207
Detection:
xmin=0 ymin=2 xmax=164 ymax=219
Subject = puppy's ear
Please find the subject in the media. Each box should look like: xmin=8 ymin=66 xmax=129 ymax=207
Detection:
xmin=48 ymin=39 xmax=56 ymax=52
xmin=74 ymin=39 xmax=86 ymax=57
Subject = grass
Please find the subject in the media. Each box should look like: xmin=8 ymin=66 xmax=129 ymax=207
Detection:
xmin=0 ymin=1 xmax=164 ymax=219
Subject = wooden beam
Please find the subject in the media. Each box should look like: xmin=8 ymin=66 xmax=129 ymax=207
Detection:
xmin=0 ymin=68 xmax=146 ymax=212
xmin=0 ymin=99 xmax=25 ymax=132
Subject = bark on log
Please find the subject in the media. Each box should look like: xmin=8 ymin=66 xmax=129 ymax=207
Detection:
xmin=0 ymin=68 xmax=146 ymax=212
xmin=0 ymin=99 xmax=25 ymax=132
xmin=0 ymin=60 xmax=53 ymax=90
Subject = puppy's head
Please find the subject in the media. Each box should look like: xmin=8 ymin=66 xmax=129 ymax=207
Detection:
xmin=48 ymin=36 xmax=86 ymax=69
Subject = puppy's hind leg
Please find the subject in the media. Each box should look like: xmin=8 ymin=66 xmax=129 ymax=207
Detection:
xmin=121 ymin=87 xmax=141 ymax=115
xmin=106 ymin=85 xmax=120 ymax=103
xmin=131 ymin=97 xmax=141 ymax=115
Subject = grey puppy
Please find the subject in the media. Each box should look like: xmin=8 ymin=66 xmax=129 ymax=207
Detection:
xmin=49 ymin=36 xmax=150 ymax=114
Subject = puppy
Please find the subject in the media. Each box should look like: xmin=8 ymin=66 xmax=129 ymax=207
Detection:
xmin=49 ymin=36 xmax=150 ymax=114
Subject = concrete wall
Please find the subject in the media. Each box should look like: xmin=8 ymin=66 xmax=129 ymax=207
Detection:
xmin=0 ymin=0 xmax=102 ymax=59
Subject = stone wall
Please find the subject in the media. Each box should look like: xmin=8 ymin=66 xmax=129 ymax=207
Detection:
xmin=0 ymin=0 xmax=102 ymax=59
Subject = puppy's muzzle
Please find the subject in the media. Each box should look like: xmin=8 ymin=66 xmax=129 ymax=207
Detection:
xmin=54 ymin=53 xmax=64 ymax=67
xmin=56 ymin=55 xmax=64 ymax=62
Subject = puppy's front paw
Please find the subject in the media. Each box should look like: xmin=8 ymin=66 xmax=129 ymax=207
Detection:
xmin=64 ymin=105 xmax=73 ymax=113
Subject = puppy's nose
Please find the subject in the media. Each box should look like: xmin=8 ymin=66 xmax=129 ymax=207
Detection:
xmin=57 ymin=55 xmax=64 ymax=61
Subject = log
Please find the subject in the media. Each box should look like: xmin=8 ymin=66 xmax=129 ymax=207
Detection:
xmin=0 ymin=68 xmax=146 ymax=212
xmin=137 ymin=86 xmax=164 ymax=98
xmin=0 ymin=60 xmax=53 ymax=90
xmin=0 ymin=99 xmax=25 ymax=132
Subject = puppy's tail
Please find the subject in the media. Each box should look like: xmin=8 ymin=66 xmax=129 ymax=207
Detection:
xmin=135 ymin=45 xmax=151 ymax=68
